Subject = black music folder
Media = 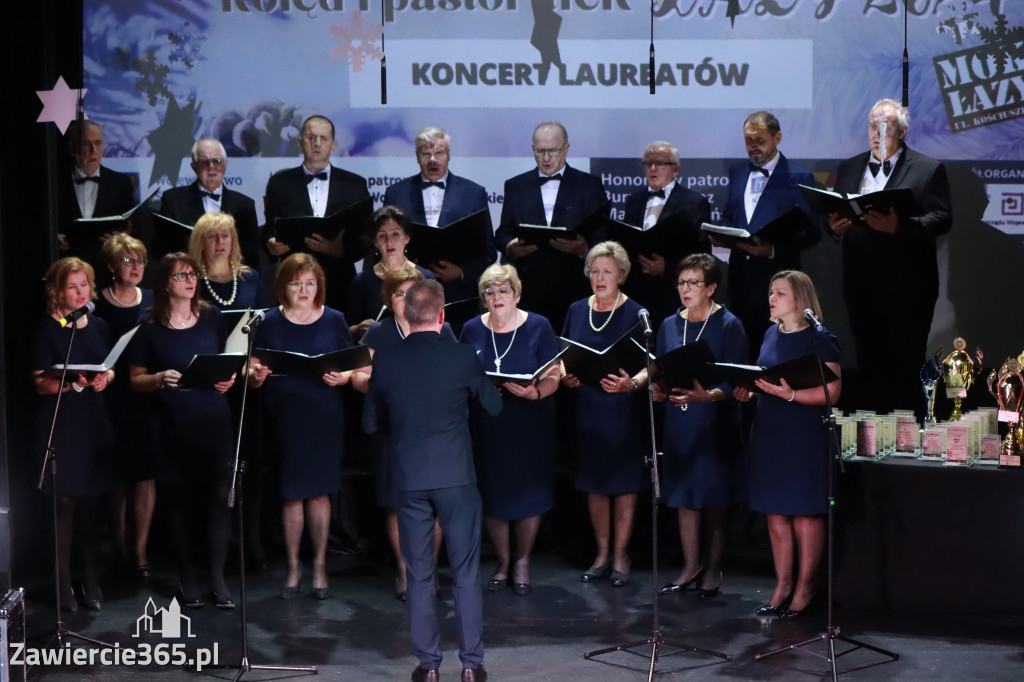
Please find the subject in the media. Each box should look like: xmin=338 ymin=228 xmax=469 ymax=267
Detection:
xmin=408 ymin=209 xmax=491 ymax=266
xmin=151 ymin=213 xmax=194 ymax=259
xmin=516 ymin=199 xmax=611 ymax=247
xmin=179 ymin=353 xmax=246 ymax=389
xmin=710 ymin=352 xmax=838 ymax=392
xmin=486 ymin=347 xmax=568 ymax=387
xmin=274 ymin=196 xmax=373 ymax=256
xmin=798 ymin=184 xmax=917 ymax=220
xmin=650 ymin=339 xmax=717 ymax=390
xmin=559 ymin=322 xmax=646 ymax=389
xmin=442 ymin=297 xmax=482 ymax=336
xmin=69 ymin=188 xmax=157 ymax=252
xmin=253 ymin=345 xmax=371 ymax=381
xmin=598 ymin=208 xmax=696 ymax=257
xmin=701 ymin=205 xmax=805 ymax=248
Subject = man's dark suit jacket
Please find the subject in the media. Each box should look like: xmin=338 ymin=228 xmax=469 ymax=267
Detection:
xmin=159 ymin=182 xmax=260 ymax=267
xmin=58 ymin=165 xmax=137 ymax=269
xmin=621 ymin=183 xmax=711 ymax=325
xmin=722 ymin=153 xmax=820 ymax=358
xmin=833 ymin=145 xmax=951 ymax=414
xmin=362 ymin=330 xmax=502 ymax=491
xmin=262 ymin=164 xmax=370 ymax=311
xmin=383 ymin=171 xmax=495 ymax=300
xmin=494 ymin=165 xmax=607 ymax=330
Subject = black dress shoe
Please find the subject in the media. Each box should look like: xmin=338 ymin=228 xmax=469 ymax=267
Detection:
xmin=59 ymin=584 xmax=78 ymax=613
xmin=610 ymin=569 xmax=631 ymax=587
xmin=659 ymin=568 xmax=703 ymax=594
xmin=461 ymin=665 xmax=487 ymax=682
xmin=698 ymin=586 xmax=720 ymax=600
xmin=778 ymin=607 xmax=804 ymax=619
xmin=411 ymin=664 xmax=440 ymax=682
xmin=137 ymin=564 xmax=152 ymax=584
xmin=178 ymin=582 xmax=205 ymax=608
xmin=485 ymin=576 xmax=508 ymax=592
xmin=395 ymin=577 xmax=408 ymax=602
xmin=311 ymin=586 xmax=330 ymax=600
xmin=512 ymin=582 xmax=531 ymax=596
xmin=211 ymin=590 xmax=236 ymax=609
xmin=81 ymin=584 xmax=103 ymax=612
xmin=755 ymin=594 xmax=792 ymax=616
xmin=580 ymin=563 xmax=612 ymax=583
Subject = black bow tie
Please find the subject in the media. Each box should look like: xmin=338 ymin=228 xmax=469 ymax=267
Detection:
xmin=74 ymin=176 xmax=100 ymax=185
xmin=200 ymin=190 xmax=221 ymax=201
xmin=868 ymin=159 xmax=892 ymax=177
xmin=539 ymin=173 xmax=562 ymax=185
xmin=420 ymin=180 xmax=445 ymax=190
xmin=646 ymin=188 xmax=666 ymax=199
xmin=305 ymin=171 xmax=327 ymax=183
xmin=749 ymin=164 xmax=769 ymax=177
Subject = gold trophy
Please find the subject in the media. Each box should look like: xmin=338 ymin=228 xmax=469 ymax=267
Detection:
xmin=987 ymin=354 xmax=1024 ymax=466
xmin=939 ymin=338 xmax=982 ymax=422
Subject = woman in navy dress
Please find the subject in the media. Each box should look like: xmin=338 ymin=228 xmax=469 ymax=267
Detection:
xmin=130 ymin=253 xmax=237 ymax=608
xmin=250 ymin=253 xmax=365 ymax=600
xmin=561 ymin=241 xmax=649 ymax=587
xmin=352 ymin=265 xmax=454 ymax=600
xmin=189 ymin=212 xmax=265 ymax=310
xmin=735 ymin=270 xmax=841 ymax=618
xmin=653 ymin=254 xmax=747 ymax=600
xmin=348 ymin=206 xmax=435 ymax=341
xmin=460 ymin=264 xmax=560 ymax=595
xmin=31 ymin=257 xmax=115 ymax=612
xmin=93 ymin=234 xmax=155 ymax=581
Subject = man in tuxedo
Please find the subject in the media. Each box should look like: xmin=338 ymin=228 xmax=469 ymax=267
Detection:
xmin=829 ymin=99 xmax=952 ymax=416
xmin=363 ymin=279 xmax=501 ymax=682
xmin=383 ymin=127 xmax=494 ymax=301
xmin=158 ymin=138 xmax=260 ymax=266
xmin=58 ymin=120 xmax=137 ymax=267
xmin=263 ymin=114 xmax=370 ymax=310
xmin=621 ymin=141 xmax=710 ymax=326
xmin=495 ymin=122 xmax=607 ymax=331
xmin=719 ymin=111 xmax=820 ymax=360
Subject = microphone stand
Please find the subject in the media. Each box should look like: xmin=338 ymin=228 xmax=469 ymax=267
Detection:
xmin=754 ymin=323 xmax=898 ymax=681
xmin=214 ymin=320 xmax=317 ymax=681
xmin=34 ymin=318 xmax=115 ymax=663
xmin=585 ymin=321 xmax=728 ymax=680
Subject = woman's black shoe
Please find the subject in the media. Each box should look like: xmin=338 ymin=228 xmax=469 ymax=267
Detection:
xmin=80 ymin=584 xmax=103 ymax=612
xmin=659 ymin=567 xmax=704 ymax=594
xmin=580 ymin=563 xmax=612 ymax=583
xmin=755 ymin=594 xmax=792 ymax=616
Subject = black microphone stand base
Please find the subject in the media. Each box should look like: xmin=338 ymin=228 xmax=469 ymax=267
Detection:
xmin=755 ymin=626 xmax=898 ymax=682
xmin=585 ymin=630 xmax=729 ymax=682
xmin=231 ymin=657 xmax=318 ymax=682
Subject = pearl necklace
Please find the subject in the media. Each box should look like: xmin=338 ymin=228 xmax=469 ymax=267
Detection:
xmin=395 ymin=317 xmax=406 ymax=339
xmin=588 ymin=290 xmax=622 ymax=333
xmin=108 ymin=285 xmax=137 ymax=307
xmin=283 ymin=306 xmax=316 ymax=325
xmin=201 ymin=264 xmax=238 ymax=307
xmin=680 ymin=305 xmax=714 ymax=411
xmin=170 ymin=311 xmax=194 ymax=329
xmin=489 ymin=310 xmax=520 ymax=373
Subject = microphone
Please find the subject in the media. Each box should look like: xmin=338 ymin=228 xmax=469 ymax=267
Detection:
xmin=241 ymin=309 xmax=266 ymax=335
xmin=638 ymin=308 xmax=653 ymax=337
xmin=803 ymin=308 xmax=823 ymax=331
xmin=58 ymin=301 xmax=95 ymax=328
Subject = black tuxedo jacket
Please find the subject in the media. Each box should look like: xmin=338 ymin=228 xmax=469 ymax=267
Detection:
xmin=833 ymin=146 xmax=951 ymax=319
xmin=58 ymin=165 xmax=137 ymax=267
xmin=159 ymin=182 xmax=260 ymax=267
xmin=262 ymin=164 xmax=370 ymax=310
xmin=721 ymin=154 xmax=820 ymax=357
xmin=362 ymin=330 xmax=501 ymax=492
xmin=621 ymin=183 xmax=710 ymax=323
xmin=495 ymin=165 xmax=607 ymax=329
xmin=383 ymin=171 xmax=494 ymax=300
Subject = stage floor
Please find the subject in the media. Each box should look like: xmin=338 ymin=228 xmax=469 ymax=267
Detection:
xmin=16 ymin=551 xmax=1024 ymax=681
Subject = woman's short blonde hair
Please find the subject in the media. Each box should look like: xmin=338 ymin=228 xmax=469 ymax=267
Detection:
xmin=44 ymin=257 xmax=95 ymax=315
xmin=274 ymin=253 xmax=326 ymax=308
xmin=101 ymin=233 xmax=147 ymax=268
xmin=584 ymin=241 xmax=631 ymax=279
xmin=380 ymin=265 xmax=425 ymax=312
xmin=769 ymin=270 xmax=823 ymax=325
xmin=189 ymin=213 xmax=250 ymax=273
xmin=477 ymin=263 xmax=522 ymax=304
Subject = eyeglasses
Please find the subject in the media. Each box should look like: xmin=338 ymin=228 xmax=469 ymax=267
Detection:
xmin=195 ymin=157 xmax=225 ymax=167
xmin=171 ymin=271 xmax=198 ymax=281
xmin=121 ymin=257 xmax=147 ymax=268
xmin=677 ymin=279 xmax=705 ymax=290
xmin=391 ymin=290 xmax=407 ymax=299
xmin=642 ymin=160 xmax=677 ymax=169
xmin=483 ymin=286 xmax=514 ymax=297
xmin=532 ymin=145 xmax=566 ymax=158
xmin=288 ymin=281 xmax=318 ymax=291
